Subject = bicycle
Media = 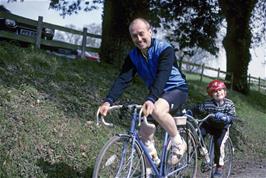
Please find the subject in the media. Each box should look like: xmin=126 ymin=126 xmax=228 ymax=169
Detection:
xmin=92 ymin=103 xmax=198 ymax=178
xmin=184 ymin=112 xmax=234 ymax=178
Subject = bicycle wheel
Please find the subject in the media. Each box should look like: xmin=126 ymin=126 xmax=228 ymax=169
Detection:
xmin=208 ymin=136 xmax=234 ymax=178
xmin=219 ymin=137 xmax=234 ymax=178
xmin=92 ymin=135 xmax=146 ymax=178
xmin=165 ymin=122 xmax=198 ymax=178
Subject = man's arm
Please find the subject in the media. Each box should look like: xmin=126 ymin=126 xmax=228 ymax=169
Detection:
xmin=104 ymin=55 xmax=137 ymax=105
xmin=147 ymin=47 xmax=175 ymax=102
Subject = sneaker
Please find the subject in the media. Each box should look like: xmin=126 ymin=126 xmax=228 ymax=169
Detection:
xmin=213 ymin=166 xmax=223 ymax=177
xmin=167 ymin=139 xmax=187 ymax=165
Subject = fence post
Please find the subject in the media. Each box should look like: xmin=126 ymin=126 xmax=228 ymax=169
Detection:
xmin=258 ymin=77 xmax=261 ymax=92
xmin=217 ymin=67 xmax=220 ymax=79
xmin=35 ymin=16 xmax=43 ymax=49
xmin=230 ymin=73 xmax=234 ymax=90
xmin=200 ymin=63 xmax=205 ymax=83
xmin=81 ymin=27 xmax=88 ymax=58
xmin=248 ymin=74 xmax=251 ymax=89
xmin=179 ymin=59 xmax=183 ymax=70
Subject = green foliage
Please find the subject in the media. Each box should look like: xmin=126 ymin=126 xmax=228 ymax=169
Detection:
xmin=0 ymin=42 xmax=265 ymax=177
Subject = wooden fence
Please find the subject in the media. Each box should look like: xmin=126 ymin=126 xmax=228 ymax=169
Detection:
xmin=1 ymin=11 xmax=265 ymax=93
xmin=0 ymin=11 xmax=101 ymax=58
xmin=179 ymin=60 xmax=266 ymax=93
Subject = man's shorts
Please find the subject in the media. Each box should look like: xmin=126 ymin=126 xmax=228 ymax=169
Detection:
xmin=160 ymin=88 xmax=188 ymax=113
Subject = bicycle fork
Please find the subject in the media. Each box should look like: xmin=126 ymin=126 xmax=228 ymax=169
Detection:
xmin=114 ymin=137 xmax=131 ymax=178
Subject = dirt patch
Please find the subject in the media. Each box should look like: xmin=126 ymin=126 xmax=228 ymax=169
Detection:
xmin=231 ymin=158 xmax=266 ymax=178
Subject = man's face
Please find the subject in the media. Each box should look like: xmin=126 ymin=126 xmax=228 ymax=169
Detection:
xmin=129 ymin=20 xmax=152 ymax=50
xmin=212 ymin=88 xmax=226 ymax=102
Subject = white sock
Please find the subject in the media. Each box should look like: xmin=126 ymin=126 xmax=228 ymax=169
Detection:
xmin=146 ymin=167 xmax=152 ymax=175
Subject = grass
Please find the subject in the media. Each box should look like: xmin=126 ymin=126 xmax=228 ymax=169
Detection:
xmin=0 ymin=42 xmax=265 ymax=177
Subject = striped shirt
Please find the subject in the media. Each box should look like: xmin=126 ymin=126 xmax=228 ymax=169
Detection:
xmin=193 ymin=98 xmax=236 ymax=122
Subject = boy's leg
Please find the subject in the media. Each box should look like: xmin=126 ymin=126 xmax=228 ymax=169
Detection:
xmin=213 ymin=128 xmax=229 ymax=176
xmin=218 ymin=129 xmax=229 ymax=166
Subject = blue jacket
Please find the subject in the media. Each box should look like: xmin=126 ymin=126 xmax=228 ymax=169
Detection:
xmin=105 ymin=38 xmax=188 ymax=105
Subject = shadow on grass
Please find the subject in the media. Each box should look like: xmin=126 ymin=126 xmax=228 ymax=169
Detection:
xmin=37 ymin=158 xmax=93 ymax=178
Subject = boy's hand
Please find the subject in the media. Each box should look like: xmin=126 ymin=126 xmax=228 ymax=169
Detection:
xmin=186 ymin=109 xmax=193 ymax=116
xmin=215 ymin=112 xmax=231 ymax=124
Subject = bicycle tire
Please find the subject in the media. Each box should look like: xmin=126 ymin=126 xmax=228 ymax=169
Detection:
xmin=208 ymin=136 xmax=234 ymax=178
xmin=92 ymin=134 xmax=146 ymax=178
xmin=165 ymin=122 xmax=198 ymax=178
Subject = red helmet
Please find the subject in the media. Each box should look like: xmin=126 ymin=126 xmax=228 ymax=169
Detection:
xmin=207 ymin=80 xmax=226 ymax=96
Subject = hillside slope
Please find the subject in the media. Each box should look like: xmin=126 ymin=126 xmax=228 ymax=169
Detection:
xmin=0 ymin=42 xmax=265 ymax=177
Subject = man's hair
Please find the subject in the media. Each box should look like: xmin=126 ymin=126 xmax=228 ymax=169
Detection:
xmin=129 ymin=18 xmax=151 ymax=32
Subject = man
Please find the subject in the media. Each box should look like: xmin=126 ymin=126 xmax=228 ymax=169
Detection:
xmin=98 ymin=18 xmax=188 ymax=174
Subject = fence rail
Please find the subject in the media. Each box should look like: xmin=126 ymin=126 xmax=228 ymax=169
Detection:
xmin=1 ymin=12 xmax=265 ymax=93
xmin=0 ymin=11 xmax=101 ymax=57
xmin=179 ymin=60 xmax=266 ymax=93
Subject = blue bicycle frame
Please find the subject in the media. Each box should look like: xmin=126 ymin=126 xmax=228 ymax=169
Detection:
xmin=119 ymin=105 xmax=186 ymax=177
xmin=96 ymin=104 xmax=194 ymax=178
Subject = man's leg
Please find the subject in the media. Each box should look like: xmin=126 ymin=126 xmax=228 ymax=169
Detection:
xmin=151 ymin=98 xmax=186 ymax=165
xmin=139 ymin=120 xmax=160 ymax=164
xmin=151 ymin=98 xmax=179 ymax=137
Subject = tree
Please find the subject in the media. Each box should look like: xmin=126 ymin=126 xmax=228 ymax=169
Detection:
xmin=9 ymin=0 xmax=266 ymax=93
xmin=100 ymin=0 xmax=150 ymax=65
xmin=48 ymin=0 xmax=151 ymax=65
xmin=151 ymin=0 xmax=222 ymax=56
xmin=151 ymin=0 xmax=266 ymax=94
xmin=218 ymin=0 xmax=257 ymax=93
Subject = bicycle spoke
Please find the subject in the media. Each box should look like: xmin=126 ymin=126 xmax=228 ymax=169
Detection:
xmin=165 ymin=124 xmax=198 ymax=178
xmin=93 ymin=135 xmax=145 ymax=178
xmin=221 ymin=138 xmax=233 ymax=178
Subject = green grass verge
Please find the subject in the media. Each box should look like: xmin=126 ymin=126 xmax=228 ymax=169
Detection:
xmin=0 ymin=42 xmax=265 ymax=177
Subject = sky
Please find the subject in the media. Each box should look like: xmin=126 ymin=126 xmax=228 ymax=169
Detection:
xmin=1 ymin=0 xmax=265 ymax=79
xmin=1 ymin=0 xmax=102 ymax=29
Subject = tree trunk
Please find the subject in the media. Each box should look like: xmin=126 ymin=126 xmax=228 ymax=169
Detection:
xmin=219 ymin=0 xmax=257 ymax=94
xmin=100 ymin=0 xmax=150 ymax=66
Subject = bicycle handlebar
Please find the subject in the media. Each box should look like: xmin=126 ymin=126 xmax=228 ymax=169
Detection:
xmin=185 ymin=113 xmax=215 ymax=124
xmin=201 ymin=113 xmax=215 ymax=122
xmin=138 ymin=107 xmax=157 ymax=128
xmin=96 ymin=104 xmax=142 ymax=127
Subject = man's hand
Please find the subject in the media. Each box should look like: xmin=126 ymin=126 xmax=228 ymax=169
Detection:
xmin=215 ymin=112 xmax=231 ymax=124
xmin=142 ymin=100 xmax=155 ymax=116
xmin=98 ymin=102 xmax=111 ymax=116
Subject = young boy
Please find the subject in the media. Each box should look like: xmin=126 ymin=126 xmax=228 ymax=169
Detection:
xmin=191 ymin=79 xmax=236 ymax=177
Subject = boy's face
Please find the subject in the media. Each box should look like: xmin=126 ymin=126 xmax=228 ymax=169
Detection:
xmin=211 ymin=88 xmax=226 ymax=101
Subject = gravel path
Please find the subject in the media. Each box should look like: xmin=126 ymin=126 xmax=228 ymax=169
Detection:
xmin=230 ymin=158 xmax=266 ymax=178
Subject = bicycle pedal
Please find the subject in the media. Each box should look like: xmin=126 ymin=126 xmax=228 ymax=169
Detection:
xmin=200 ymin=162 xmax=211 ymax=173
